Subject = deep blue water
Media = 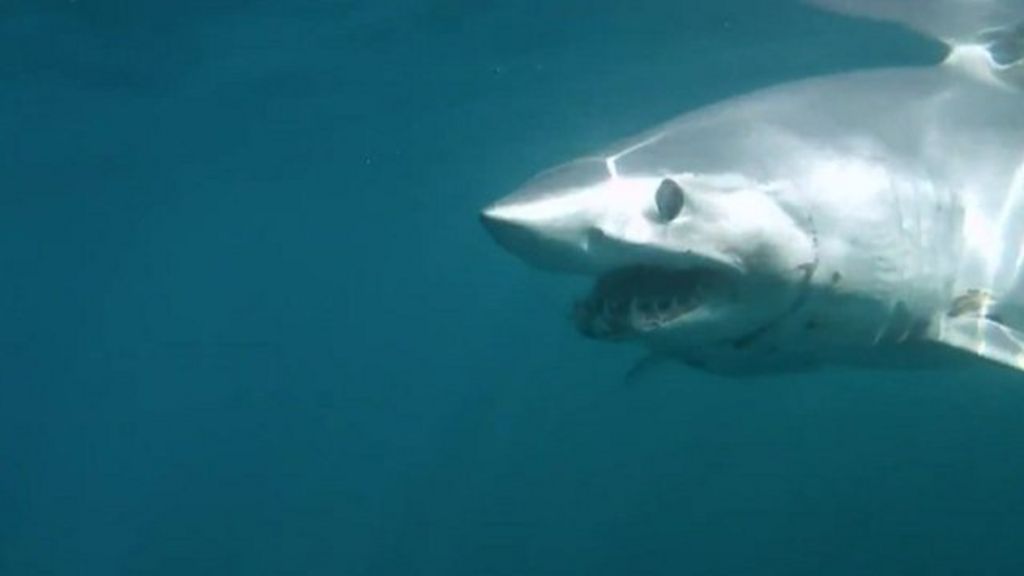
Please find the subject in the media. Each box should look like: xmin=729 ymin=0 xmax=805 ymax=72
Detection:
xmin=4 ymin=1 xmax=1024 ymax=574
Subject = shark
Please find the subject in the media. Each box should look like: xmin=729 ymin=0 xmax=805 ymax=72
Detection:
xmin=480 ymin=0 xmax=1024 ymax=376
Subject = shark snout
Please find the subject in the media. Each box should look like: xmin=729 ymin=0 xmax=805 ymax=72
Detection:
xmin=479 ymin=198 xmax=596 ymax=274
xmin=479 ymin=202 xmax=535 ymax=259
xmin=480 ymin=159 xmax=647 ymax=273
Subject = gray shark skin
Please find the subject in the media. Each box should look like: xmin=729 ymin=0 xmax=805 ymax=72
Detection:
xmin=481 ymin=1 xmax=1024 ymax=376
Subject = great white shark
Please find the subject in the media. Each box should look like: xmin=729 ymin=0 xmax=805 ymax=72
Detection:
xmin=480 ymin=0 xmax=1024 ymax=376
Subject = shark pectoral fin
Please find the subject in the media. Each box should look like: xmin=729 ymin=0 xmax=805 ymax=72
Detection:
xmin=928 ymin=312 xmax=1024 ymax=372
xmin=624 ymin=353 xmax=673 ymax=386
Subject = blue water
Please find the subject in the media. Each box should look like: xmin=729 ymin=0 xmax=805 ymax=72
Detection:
xmin=4 ymin=1 xmax=1024 ymax=574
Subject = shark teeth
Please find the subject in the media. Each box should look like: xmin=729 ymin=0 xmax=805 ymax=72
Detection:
xmin=576 ymin=295 xmax=699 ymax=338
xmin=573 ymin=266 xmax=716 ymax=339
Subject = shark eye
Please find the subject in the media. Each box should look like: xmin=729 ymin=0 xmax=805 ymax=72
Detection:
xmin=655 ymin=178 xmax=685 ymax=221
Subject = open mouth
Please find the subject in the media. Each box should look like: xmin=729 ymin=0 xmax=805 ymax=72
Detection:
xmin=573 ymin=266 xmax=727 ymax=339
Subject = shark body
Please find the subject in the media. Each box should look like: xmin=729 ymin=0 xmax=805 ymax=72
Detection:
xmin=482 ymin=2 xmax=1024 ymax=376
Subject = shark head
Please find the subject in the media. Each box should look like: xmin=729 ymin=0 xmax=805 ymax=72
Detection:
xmin=481 ymin=157 xmax=818 ymax=353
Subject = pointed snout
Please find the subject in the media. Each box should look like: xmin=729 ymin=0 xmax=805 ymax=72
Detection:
xmin=479 ymin=198 xmax=595 ymax=274
xmin=479 ymin=199 xmax=546 ymax=246
xmin=479 ymin=202 xmax=527 ymax=258
xmin=478 ymin=202 xmax=523 ymax=247
xmin=479 ymin=158 xmax=632 ymax=273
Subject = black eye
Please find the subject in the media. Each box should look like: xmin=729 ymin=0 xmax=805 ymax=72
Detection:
xmin=655 ymin=178 xmax=684 ymax=221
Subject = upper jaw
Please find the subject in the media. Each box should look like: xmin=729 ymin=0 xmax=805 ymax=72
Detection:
xmin=573 ymin=264 xmax=737 ymax=340
xmin=480 ymin=198 xmax=743 ymax=277
xmin=480 ymin=190 xmax=742 ymax=339
xmin=479 ymin=171 xmax=668 ymax=275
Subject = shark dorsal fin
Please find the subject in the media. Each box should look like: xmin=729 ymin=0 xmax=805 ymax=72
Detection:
xmin=807 ymin=0 xmax=1024 ymax=89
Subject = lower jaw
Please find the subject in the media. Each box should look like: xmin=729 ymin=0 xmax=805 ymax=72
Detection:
xmin=574 ymin=299 xmax=698 ymax=339
xmin=573 ymin=267 xmax=710 ymax=339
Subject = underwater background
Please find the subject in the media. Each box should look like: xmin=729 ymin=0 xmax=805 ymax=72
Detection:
xmin=4 ymin=1 xmax=1024 ymax=574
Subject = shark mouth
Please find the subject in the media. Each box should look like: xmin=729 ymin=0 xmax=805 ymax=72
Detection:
xmin=573 ymin=266 xmax=728 ymax=339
